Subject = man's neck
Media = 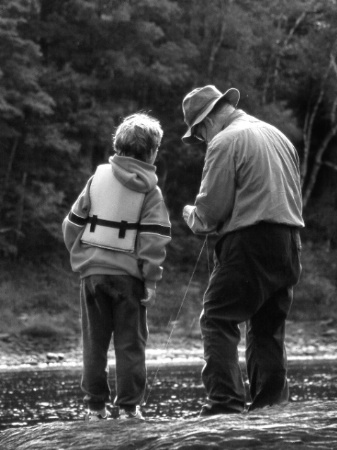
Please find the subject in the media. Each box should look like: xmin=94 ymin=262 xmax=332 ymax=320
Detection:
xmin=222 ymin=108 xmax=243 ymax=130
xmin=207 ymin=106 xmax=236 ymax=142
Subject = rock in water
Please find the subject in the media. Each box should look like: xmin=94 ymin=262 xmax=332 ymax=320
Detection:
xmin=1 ymin=401 xmax=337 ymax=450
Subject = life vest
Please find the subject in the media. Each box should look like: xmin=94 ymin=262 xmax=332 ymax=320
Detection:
xmin=81 ymin=164 xmax=145 ymax=252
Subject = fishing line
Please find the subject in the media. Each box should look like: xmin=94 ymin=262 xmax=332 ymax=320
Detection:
xmin=144 ymin=235 xmax=208 ymax=405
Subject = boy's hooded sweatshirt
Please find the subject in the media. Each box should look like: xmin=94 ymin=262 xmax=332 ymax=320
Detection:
xmin=62 ymin=155 xmax=171 ymax=289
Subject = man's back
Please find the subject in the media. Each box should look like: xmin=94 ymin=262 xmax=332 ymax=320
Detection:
xmin=193 ymin=110 xmax=304 ymax=236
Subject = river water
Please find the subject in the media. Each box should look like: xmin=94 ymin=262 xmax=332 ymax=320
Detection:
xmin=0 ymin=360 xmax=337 ymax=430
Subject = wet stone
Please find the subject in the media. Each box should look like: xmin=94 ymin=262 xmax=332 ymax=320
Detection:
xmin=46 ymin=353 xmax=65 ymax=362
xmin=1 ymin=401 xmax=337 ymax=450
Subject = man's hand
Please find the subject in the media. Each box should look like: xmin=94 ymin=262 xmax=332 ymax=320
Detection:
xmin=183 ymin=205 xmax=195 ymax=223
xmin=141 ymin=287 xmax=156 ymax=307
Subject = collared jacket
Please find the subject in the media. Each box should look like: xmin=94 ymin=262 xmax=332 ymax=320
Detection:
xmin=62 ymin=155 xmax=171 ymax=289
xmin=186 ymin=110 xmax=305 ymax=236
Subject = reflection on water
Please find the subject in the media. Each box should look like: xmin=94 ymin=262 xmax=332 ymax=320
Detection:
xmin=289 ymin=363 xmax=337 ymax=403
xmin=0 ymin=361 xmax=337 ymax=430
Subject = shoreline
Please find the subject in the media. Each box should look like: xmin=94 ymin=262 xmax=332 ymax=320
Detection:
xmin=1 ymin=355 xmax=337 ymax=373
xmin=1 ymin=348 xmax=337 ymax=373
xmin=1 ymin=319 xmax=336 ymax=372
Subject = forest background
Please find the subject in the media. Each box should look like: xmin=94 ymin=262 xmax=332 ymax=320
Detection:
xmin=0 ymin=0 xmax=336 ymax=342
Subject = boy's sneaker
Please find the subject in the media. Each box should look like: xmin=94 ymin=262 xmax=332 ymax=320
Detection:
xmin=119 ymin=405 xmax=145 ymax=420
xmin=85 ymin=408 xmax=111 ymax=422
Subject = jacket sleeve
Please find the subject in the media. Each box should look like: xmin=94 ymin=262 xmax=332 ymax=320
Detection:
xmin=186 ymin=137 xmax=236 ymax=235
xmin=62 ymin=177 xmax=93 ymax=252
xmin=137 ymin=187 xmax=171 ymax=289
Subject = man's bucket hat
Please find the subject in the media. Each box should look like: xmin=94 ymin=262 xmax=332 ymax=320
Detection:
xmin=182 ymin=85 xmax=240 ymax=144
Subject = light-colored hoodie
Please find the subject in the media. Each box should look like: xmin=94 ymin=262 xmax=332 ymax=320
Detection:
xmin=62 ymin=155 xmax=171 ymax=289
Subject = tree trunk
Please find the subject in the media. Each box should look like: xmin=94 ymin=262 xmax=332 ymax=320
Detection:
xmin=271 ymin=10 xmax=309 ymax=103
xmin=207 ymin=1 xmax=230 ymax=79
xmin=0 ymin=136 xmax=19 ymax=214
xmin=301 ymin=96 xmax=321 ymax=188
xmin=302 ymin=123 xmax=337 ymax=207
xmin=301 ymin=62 xmax=332 ymax=188
xmin=14 ymin=171 xmax=27 ymax=254
xmin=301 ymin=52 xmax=337 ymax=205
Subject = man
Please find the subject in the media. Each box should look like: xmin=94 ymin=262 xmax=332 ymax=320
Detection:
xmin=182 ymin=85 xmax=304 ymax=416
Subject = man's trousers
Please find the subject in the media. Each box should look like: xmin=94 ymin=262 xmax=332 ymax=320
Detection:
xmin=200 ymin=222 xmax=302 ymax=414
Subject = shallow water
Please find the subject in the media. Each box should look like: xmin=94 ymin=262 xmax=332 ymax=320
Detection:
xmin=0 ymin=361 xmax=337 ymax=430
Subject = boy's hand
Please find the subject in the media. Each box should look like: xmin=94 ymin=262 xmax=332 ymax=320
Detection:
xmin=141 ymin=287 xmax=156 ymax=307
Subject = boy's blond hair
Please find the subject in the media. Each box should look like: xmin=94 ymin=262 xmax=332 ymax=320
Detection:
xmin=113 ymin=113 xmax=163 ymax=163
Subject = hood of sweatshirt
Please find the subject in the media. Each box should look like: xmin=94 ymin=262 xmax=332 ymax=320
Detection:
xmin=108 ymin=155 xmax=158 ymax=193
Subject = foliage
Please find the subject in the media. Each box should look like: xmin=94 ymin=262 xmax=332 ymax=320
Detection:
xmin=290 ymin=243 xmax=337 ymax=320
xmin=1 ymin=236 xmax=336 ymax=337
xmin=0 ymin=0 xmax=336 ymax=260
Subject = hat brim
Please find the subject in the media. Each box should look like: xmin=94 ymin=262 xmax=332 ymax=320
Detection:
xmin=182 ymin=88 xmax=240 ymax=144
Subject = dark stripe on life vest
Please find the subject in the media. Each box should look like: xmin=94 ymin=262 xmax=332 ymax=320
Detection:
xmin=87 ymin=216 xmax=139 ymax=230
xmin=69 ymin=212 xmax=87 ymax=227
xmin=86 ymin=215 xmax=139 ymax=238
xmin=76 ymin=215 xmax=171 ymax=239
xmin=139 ymin=224 xmax=171 ymax=237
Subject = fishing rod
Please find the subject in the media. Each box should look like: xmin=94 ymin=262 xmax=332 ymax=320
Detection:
xmin=144 ymin=235 xmax=210 ymax=405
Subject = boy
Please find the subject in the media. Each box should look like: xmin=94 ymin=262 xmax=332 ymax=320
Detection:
xmin=62 ymin=113 xmax=171 ymax=421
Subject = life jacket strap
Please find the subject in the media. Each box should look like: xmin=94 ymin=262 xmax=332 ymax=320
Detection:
xmin=87 ymin=215 xmax=139 ymax=239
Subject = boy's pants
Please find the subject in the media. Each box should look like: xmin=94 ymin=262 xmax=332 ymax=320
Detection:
xmin=200 ymin=222 xmax=302 ymax=413
xmin=80 ymin=275 xmax=147 ymax=411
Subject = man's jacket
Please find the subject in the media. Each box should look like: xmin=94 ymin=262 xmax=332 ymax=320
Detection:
xmin=186 ymin=110 xmax=305 ymax=236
